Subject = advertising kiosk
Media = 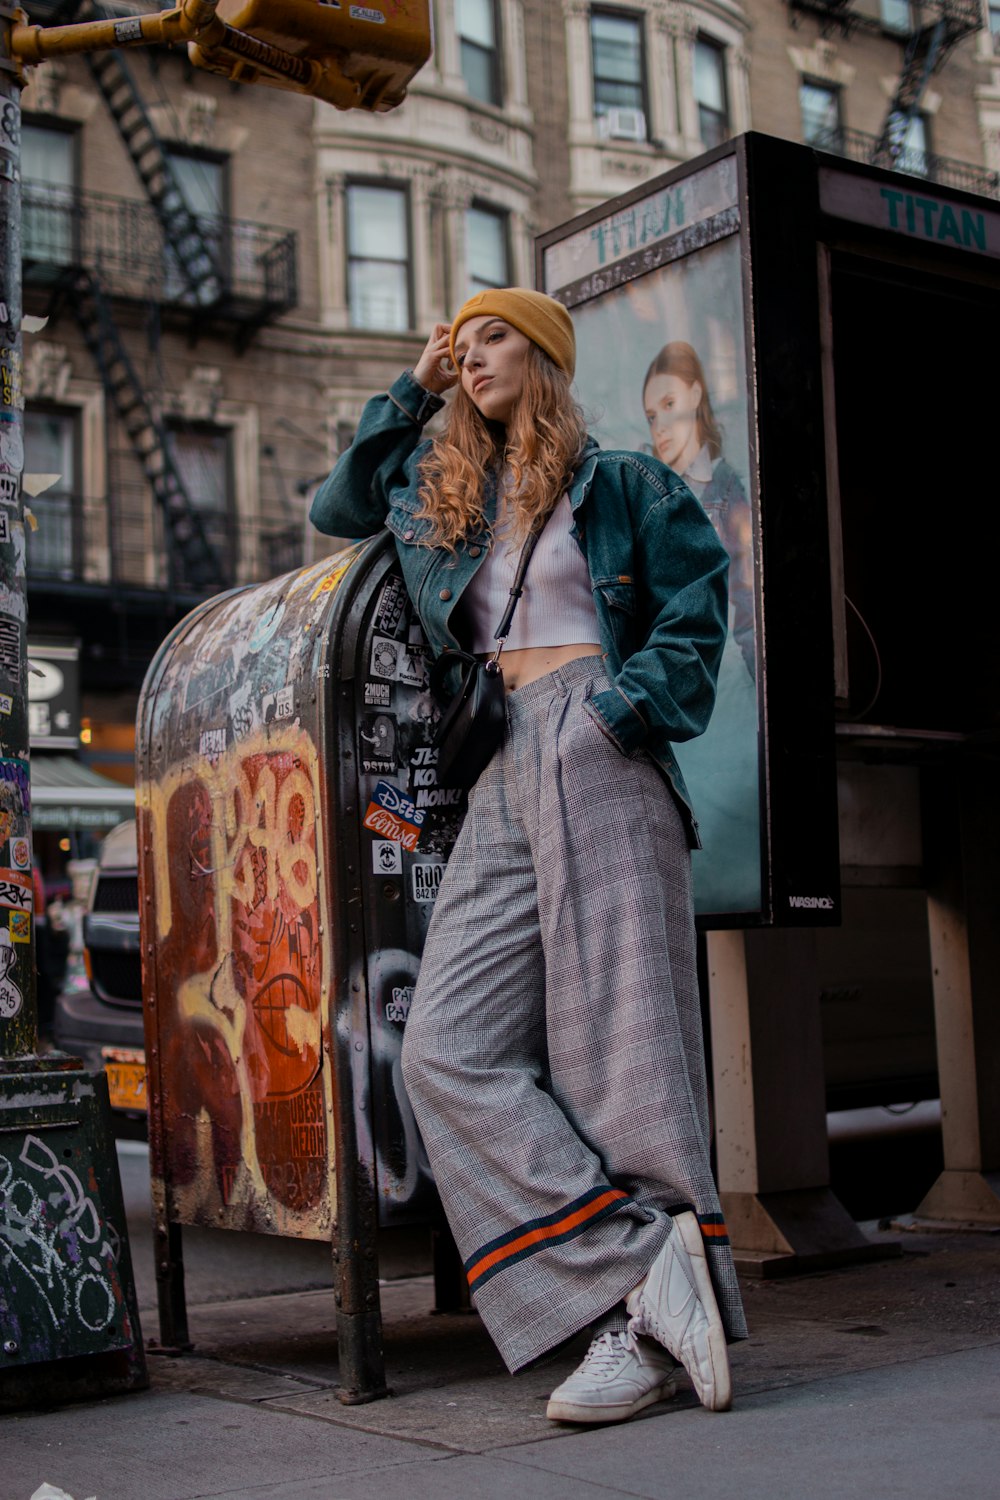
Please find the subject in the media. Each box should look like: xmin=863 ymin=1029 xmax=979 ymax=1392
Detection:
xmin=538 ymin=133 xmax=999 ymax=1258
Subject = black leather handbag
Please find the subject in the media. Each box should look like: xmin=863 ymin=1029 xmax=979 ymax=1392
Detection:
xmin=429 ymin=530 xmax=540 ymax=790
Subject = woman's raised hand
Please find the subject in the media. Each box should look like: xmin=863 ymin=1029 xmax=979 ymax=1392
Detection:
xmin=413 ymin=324 xmax=458 ymax=396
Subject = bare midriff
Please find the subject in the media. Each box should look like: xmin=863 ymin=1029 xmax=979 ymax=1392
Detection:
xmin=490 ymin=643 xmax=603 ymax=691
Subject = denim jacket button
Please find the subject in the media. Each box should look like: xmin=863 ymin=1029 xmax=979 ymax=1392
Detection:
xmin=469 ymin=546 xmax=482 ymax=558
xmin=404 ymin=529 xmax=415 ymax=540
xmin=439 ymin=588 xmax=452 ymax=601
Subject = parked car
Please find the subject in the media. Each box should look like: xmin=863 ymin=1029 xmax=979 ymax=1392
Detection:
xmin=53 ymin=818 xmax=146 ymax=1128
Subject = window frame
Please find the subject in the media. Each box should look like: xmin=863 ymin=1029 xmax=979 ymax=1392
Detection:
xmin=344 ymin=178 xmax=414 ymax=334
xmin=465 ymin=201 xmax=510 ymax=296
xmin=896 ymin=111 xmax=931 ymax=178
xmin=21 ymin=117 xmax=81 ymax=269
xmin=165 ymin=417 xmax=237 ymax=590
xmin=692 ymin=34 xmax=730 ymax=150
xmin=456 ymin=0 xmax=503 ymax=108
xmin=23 ymin=403 xmax=81 ymax=582
xmin=799 ymin=76 xmax=844 ymax=150
xmin=879 ymin=0 xmax=913 ymax=32
xmin=590 ymin=6 xmax=649 ymax=134
xmin=162 ymin=145 xmax=231 ymax=301
xmin=164 ymin=144 xmax=230 ymax=219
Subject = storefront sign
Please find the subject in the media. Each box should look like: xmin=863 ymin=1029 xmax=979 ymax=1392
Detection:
xmin=819 ymin=168 xmax=1000 ymax=259
xmin=27 ymin=640 xmax=80 ymax=749
xmin=543 ymin=156 xmax=740 ymax=302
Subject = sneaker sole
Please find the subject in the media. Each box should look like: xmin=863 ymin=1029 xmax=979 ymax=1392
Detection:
xmin=546 ymin=1375 xmax=678 ymax=1425
xmin=673 ymin=1212 xmax=732 ymax=1412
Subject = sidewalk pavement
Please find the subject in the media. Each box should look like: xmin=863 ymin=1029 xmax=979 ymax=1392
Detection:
xmin=5 ymin=1185 xmax=999 ymax=1499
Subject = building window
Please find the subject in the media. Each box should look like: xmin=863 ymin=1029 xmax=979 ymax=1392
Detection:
xmin=346 ymin=183 xmax=411 ymax=332
xmin=21 ymin=122 xmax=78 ymax=267
xmin=800 ymin=79 xmax=843 ymax=148
xmin=24 ymin=408 xmax=78 ymax=580
xmin=990 ymin=0 xmax=1000 ymax=45
xmin=591 ymin=10 xmax=647 ymax=137
xmin=880 ymin=0 xmax=912 ymax=30
xmin=896 ymin=113 xmax=930 ymax=177
xmin=457 ymin=0 xmax=501 ymax=106
xmin=167 ymin=423 xmax=235 ymax=588
xmin=163 ymin=148 xmax=228 ymax=303
xmin=466 ymin=205 xmax=509 ymax=295
xmin=693 ymin=37 xmax=729 ymax=149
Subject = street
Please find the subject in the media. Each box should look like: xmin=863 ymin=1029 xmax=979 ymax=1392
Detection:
xmin=3 ymin=1136 xmax=999 ymax=1500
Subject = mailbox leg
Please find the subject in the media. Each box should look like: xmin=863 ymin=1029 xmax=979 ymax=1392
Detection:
xmin=335 ymin=1307 xmax=389 ymax=1404
xmin=333 ymin=1184 xmax=388 ymax=1400
xmin=153 ymin=1219 xmax=192 ymax=1353
xmin=332 ymin=1157 xmax=388 ymax=1401
xmin=917 ymin=766 xmax=1000 ymax=1223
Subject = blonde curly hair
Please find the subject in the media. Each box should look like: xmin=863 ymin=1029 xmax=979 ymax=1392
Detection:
xmin=416 ymin=344 xmax=588 ymax=550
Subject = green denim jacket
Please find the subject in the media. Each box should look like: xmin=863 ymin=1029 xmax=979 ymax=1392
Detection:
xmin=310 ymin=370 xmax=729 ymax=845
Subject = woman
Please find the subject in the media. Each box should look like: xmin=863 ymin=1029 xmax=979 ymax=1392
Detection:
xmin=311 ymin=289 xmax=746 ymax=1425
xmin=642 ymin=341 xmax=754 ymax=681
xmin=642 ymin=340 xmax=761 ymax=915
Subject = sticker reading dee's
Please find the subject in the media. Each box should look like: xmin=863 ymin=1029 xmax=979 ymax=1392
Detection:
xmin=362 ymin=779 xmax=425 ymax=852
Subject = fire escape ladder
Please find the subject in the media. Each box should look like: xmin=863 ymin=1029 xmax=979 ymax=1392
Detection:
xmin=873 ymin=0 xmax=982 ymax=165
xmin=85 ymin=47 xmax=224 ymax=307
xmin=42 ymin=0 xmax=224 ymax=306
xmin=69 ymin=269 xmax=226 ymax=592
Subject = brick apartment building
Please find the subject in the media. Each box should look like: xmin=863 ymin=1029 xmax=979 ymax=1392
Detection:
xmin=18 ymin=0 xmax=997 ymax=871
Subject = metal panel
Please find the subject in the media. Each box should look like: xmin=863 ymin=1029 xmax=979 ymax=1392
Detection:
xmin=334 ymin=551 xmax=466 ymax=1228
xmin=0 ymin=1067 xmax=147 ymax=1403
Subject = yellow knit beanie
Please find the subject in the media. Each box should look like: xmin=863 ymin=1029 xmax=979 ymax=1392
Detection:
xmin=449 ymin=288 xmax=576 ymax=380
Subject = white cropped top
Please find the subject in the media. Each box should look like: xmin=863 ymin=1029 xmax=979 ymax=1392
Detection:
xmin=458 ymin=493 xmax=602 ymax=653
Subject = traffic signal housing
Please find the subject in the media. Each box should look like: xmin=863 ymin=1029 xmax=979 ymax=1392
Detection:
xmin=191 ymin=0 xmax=433 ymax=111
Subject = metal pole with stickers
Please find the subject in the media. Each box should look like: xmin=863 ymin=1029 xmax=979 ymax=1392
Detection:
xmin=135 ymin=537 xmax=468 ymax=1404
xmin=0 ymin=12 xmax=148 ymax=1411
xmin=0 ymin=9 xmax=33 ymax=1060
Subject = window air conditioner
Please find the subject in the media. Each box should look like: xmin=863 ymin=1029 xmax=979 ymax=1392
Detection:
xmin=598 ymin=107 xmax=647 ymax=142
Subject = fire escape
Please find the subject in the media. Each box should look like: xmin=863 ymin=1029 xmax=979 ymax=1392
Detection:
xmin=789 ymin=0 xmax=994 ymax=196
xmin=21 ymin=0 xmax=299 ymax=602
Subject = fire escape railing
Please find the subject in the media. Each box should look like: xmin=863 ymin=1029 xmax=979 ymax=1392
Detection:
xmin=19 ymin=1 xmax=303 ymax=601
xmin=24 ymin=486 xmax=307 ymax=595
xmin=788 ymin=0 xmax=986 ymax=182
xmin=810 ymin=125 xmax=1000 ymax=198
xmin=872 ymin=0 xmax=983 ymax=165
xmin=21 ymin=183 xmax=298 ymax=319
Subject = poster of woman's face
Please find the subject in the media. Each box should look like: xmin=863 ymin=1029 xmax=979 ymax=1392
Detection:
xmin=567 ymin=233 xmax=762 ymax=917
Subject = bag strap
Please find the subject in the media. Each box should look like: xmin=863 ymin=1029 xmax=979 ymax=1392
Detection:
xmin=428 ymin=646 xmax=480 ymax=698
xmin=489 ymin=529 xmax=541 ymax=667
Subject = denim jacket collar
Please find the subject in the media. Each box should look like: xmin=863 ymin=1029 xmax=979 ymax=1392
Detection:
xmin=567 ymin=438 xmax=601 ymax=514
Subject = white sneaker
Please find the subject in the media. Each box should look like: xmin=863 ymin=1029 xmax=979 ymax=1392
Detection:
xmin=625 ymin=1210 xmax=732 ymax=1412
xmin=546 ymin=1329 xmax=678 ymax=1425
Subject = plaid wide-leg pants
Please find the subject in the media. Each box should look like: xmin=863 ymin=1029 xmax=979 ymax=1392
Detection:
xmin=401 ymin=656 xmax=747 ymax=1372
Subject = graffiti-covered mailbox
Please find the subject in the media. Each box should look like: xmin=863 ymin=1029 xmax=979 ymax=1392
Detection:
xmin=136 ymin=536 xmax=466 ymax=1402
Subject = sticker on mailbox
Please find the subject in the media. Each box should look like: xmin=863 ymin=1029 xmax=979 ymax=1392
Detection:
xmin=411 ymin=862 xmax=444 ymax=902
xmin=362 ymin=779 xmax=425 ymax=852
xmin=372 ymin=839 xmax=402 ymax=875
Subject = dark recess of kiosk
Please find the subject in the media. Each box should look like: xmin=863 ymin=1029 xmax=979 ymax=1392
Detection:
xmin=829 ymin=247 xmax=1000 ymax=734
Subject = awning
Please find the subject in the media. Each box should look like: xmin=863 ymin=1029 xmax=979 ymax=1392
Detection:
xmin=31 ymin=755 xmax=136 ymax=831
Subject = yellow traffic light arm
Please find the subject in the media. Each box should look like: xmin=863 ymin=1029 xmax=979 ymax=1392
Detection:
xmin=10 ymin=0 xmax=363 ymax=108
xmin=11 ymin=0 xmax=210 ymax=61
